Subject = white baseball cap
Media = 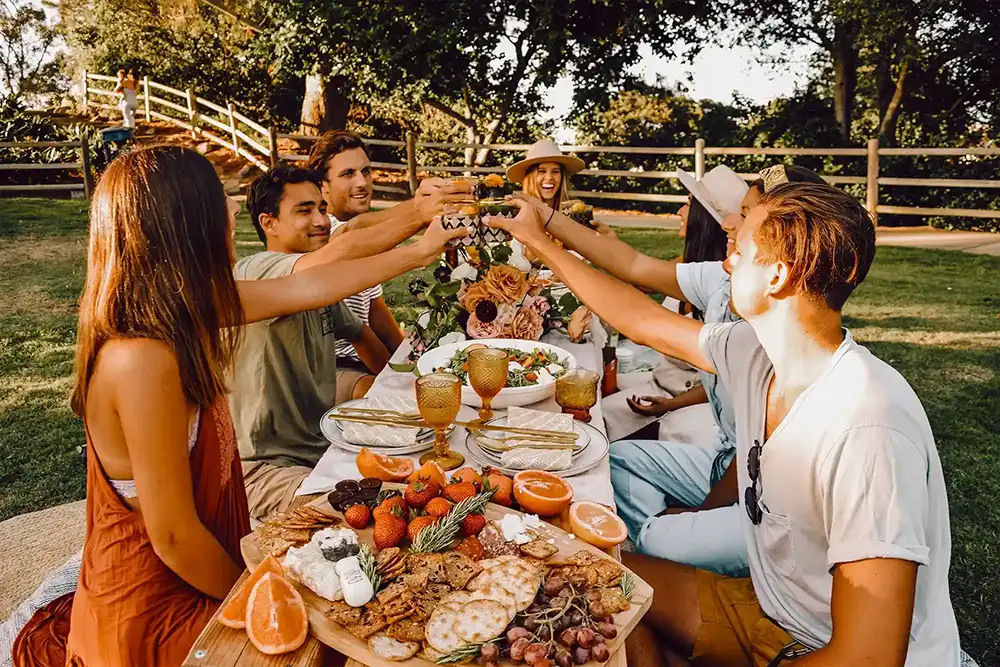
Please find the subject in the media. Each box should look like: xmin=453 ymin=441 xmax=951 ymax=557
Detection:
xmin=676 ymin=165 xmax=748 ymax=224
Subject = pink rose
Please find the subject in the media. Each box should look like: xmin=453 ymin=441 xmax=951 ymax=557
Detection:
xmin=467 ymin=305 xmax=515 ymax=339
xmin=522 ymin=294 xmax=551 ymax=319
xmin=511 ymin=305 xmax=545 ymax=341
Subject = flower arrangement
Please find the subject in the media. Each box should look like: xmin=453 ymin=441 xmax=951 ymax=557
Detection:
xmin=402 ymin=242 xmax=592 ymax=360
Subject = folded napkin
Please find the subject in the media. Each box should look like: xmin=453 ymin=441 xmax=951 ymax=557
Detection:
xmin=505 ymin=406 xmax=574 ymax=448
xmin=500 ymin=447 xmax=572 ymax=471
xmin=337 ymin=395 xmax=421 ymax=448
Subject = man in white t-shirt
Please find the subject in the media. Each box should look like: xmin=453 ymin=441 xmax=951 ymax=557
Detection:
xmin=486 ymin=183 xmax=960 ymax=666
xmin=306 ymin=130 xmax=470 ymax=402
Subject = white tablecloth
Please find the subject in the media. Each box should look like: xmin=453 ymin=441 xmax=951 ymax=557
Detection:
xmin=298 ymin=331 xmax=616 ymax=508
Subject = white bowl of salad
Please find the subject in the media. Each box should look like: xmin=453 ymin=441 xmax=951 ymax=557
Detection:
xmin=416 ymin=338 xmax=577 ymax=408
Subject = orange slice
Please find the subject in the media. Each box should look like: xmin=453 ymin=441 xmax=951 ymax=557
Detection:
xmin=218 ymin=555 xmax=284 ymax=628
xmin=569 ymin=501 xmax=628 ymax=549
xmin=245 ymin=572 xmax=308 ymax=655
xmin=356 ymin=448 xmax=415 ymax=482
xmin=407 ymin=460 xmax=447 ymax=488
xmin=513 ymin=470 xmax=573 ymax=517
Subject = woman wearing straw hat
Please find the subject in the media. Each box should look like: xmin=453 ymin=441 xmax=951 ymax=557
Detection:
xmin=507 ymin=138 xmax=585 ymax=211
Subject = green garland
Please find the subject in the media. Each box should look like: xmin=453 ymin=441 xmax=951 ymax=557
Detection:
xmin=620 ymin=571 xmax=635 ymax=602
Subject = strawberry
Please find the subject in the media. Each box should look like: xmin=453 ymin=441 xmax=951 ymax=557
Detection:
xmin=373 ymin=510 xmax=407 ymax=550
xmin=343 ymin=503 xmax=371 ymax=529
xmin=425 ymin=497 xmax=453 ymax=518
xmin=442 ymin=480 xmax=477 ymax=504
xmin=403 ymin=480 xmax=440 ymax=509
xmin=453 ymin=535 xmax=485 ymax=561
xmin=459 ymin=513 xmax=487 ymax=537
xmin=406 ymin=515 xmax=438 ymax=542
xmin=373 ymin=496 xmax=409 ymax=522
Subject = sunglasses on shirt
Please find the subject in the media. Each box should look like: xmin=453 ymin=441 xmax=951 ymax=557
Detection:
xmin=745 ymin=439 xmax=766 ymax=525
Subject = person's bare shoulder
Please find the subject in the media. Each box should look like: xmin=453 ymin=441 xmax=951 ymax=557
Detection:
xmin=96 ymin=338 xmax=182 ymax=389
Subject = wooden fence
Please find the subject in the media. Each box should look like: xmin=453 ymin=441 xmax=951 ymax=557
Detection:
xmin=80 ymin=72 xmax=1000 ymax=222
xmin=0 ymin=133 xmax=93 ymax=198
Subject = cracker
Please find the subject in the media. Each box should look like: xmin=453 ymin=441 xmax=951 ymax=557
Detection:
xmin=598 ymin=587 xmax=632 ymax=614
xmin=425 ymin=602 xmax=465 ymax=652
xmin=442 ymin=551 xmax=483 ymax=589
xmin=465 ymin=584 xmax=518 ymax=622
xmin=368 ymin=633 xmax=420 ymax=661
xmin=520 ymin=539 xmax=559 ymax=560
xmin=346 ymin=602 xmax=388 ymax=640
xmin=326 ymin=600 xmax=363 ymax=627
xmin=388 ymin=617 xmax=428 ymax=643
xmin=457 ymin=599 xmax=509 ymax=643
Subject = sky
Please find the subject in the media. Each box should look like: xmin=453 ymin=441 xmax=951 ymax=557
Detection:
xmin=542 ymin=41 xmax=816 ymax=142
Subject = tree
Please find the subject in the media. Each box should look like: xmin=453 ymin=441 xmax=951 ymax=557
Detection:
xmin=0 ymin=0 xmax=64 ymax=104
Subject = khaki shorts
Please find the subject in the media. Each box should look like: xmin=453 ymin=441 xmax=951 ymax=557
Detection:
xmin=692 ymin=570 xmax=807 ymax=667
xmin=241 ymin=461 xmax=312 ymax=522
xmin=335 ymin=361 xmax=376 ymax=405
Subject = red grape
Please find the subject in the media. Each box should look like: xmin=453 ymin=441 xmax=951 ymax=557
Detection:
xmin=544 ymin=576 xmax=566 ymax=596
xmin=510 ymin=638 xmax=531 ymax=662
xmin=598 ymin=622 xmax=618 ymax=639
xmin=555 ymin=650 xmax=573 ymax=667
xmin=589 ymin=601 xmax=609 ymax=619
xmin=591 ymin=642 xmax=611 ymax=663
xmin=524 ymin=618 xmax=540 ymax=632
xmin=524 ymin=643 xmax=548 ymax=665
xmin=573 ymin=647 xmax=591 ymax=665
xmin=576 ymin=628 xmax=597 ymax=649
xmin=480 ymin=643 xmax=500 ymax=662
xmin=585 ymin=590 xmax=602 ymax=602
xmin=508 ymin=627 xmax=531 ymax=643
xmin=559 ymin=627 xmax=578 ymax=647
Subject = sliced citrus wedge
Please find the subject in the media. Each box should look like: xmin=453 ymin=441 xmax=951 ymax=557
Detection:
xmin=569 ymin=501 xmax=628 ymax=549
xmin=245 ymin=572 xmax=308 ymax=655
xmin=217 ymin=554 xmax=284 ymax=629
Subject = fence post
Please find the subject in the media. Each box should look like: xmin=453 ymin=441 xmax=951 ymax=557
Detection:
xmin=142 ymin=76 xmax=151 ymax=120
xmin=226 ymin=102 xmax=240 ymax=155
xmin=186 ymin=88 xmax=199 ymax=139
xmin=406 ymin=131 xmax=418 ymax=195
xmin=694 ymin=138 xmax=705 ymax=180
xmin=79 ymin=128 xmax=93 ymax=200
xmin=866 ymin=138 xmax=879 ymax=225
xmin=268 ymin=126 xmax=279 ymax=169
xmin=81 ymin=69 xmax=88 ymax=114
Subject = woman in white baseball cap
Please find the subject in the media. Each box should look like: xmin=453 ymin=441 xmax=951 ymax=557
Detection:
xmin=507 ymin=138 xmax=585 ymax=211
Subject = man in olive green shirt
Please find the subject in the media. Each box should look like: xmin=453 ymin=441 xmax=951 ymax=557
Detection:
xmin=233 ymin=166 xmax=469 ymax=520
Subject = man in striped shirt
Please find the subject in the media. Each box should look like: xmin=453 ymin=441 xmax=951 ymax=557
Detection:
xmin=307 ymin=130 xmax=471 ymax=402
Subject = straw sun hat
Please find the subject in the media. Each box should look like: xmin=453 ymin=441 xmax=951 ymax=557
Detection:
xmin=506 ymin=138 xmax=586 ymax=184
xmin=676 ymin=165 xmax=748 ymax=224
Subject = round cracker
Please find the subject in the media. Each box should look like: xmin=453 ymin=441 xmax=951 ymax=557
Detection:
xmin=457 ymin=599 xmax=509 ymax=643
xmin=426 ymin=602 xmax=465 ymax=652
xmin=368 ymin=634 xmax=420 ymax=662
xmin=466 ymin=584 xmax=518 ymax=622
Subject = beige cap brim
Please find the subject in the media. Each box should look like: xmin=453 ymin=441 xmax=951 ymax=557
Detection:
xmin=506 ymin=154 xmax=586 ymax=184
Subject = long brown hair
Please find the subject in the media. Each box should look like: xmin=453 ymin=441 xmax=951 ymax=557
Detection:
xmin=71 ymin=145 xmax=244 ymax=415
xmin=522 ymin=164 xmax=571 ymax=209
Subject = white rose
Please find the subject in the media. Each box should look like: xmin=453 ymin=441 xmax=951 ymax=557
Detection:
xmin=509 ymin=239 xmax=533 ymax=272
xmin=438 ymin=331 xmax=467 ymax=346
xmin=451 ymin=263 xmax=478 ymax=282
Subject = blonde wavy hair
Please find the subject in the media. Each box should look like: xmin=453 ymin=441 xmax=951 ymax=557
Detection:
xmin=522 ymin=164 xmax=571 ymax=209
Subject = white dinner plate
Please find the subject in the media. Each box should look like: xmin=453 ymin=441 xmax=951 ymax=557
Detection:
xmin=320 ymin=399 xmax=445 ymax=455
xmin=471 ymin=415 xmax=592 ymax=461
xmin=464 ymin=418 xmax=609 ymax=478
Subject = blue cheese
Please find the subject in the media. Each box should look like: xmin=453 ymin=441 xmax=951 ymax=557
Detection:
xmin=283 ymin=528 xmax=360 ymax=602
xmin=498 ymin=513 xmax=544 ymax=545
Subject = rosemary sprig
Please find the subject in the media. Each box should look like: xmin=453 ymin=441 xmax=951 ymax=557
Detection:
xmin=435 ymin=639 xmax=500 ymax=664
xmin=357 ymin=542 xmax=381 ymax=592
xmin=620 ymin=571 xmax=635 ymax=602
xmin=410 ymin=488 xmax=496 ymax=553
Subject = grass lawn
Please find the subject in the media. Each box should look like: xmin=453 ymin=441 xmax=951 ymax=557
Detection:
xmin=1 ymin=198 xmax=999 ymax=661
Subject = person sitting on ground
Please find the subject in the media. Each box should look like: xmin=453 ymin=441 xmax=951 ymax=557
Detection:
xmin=11 ymin=145 xmax=465 ymax=667
xmin=486 ymin=182 xmax=959 ymax=666
xmin=233 ymin=166 xmax=463 ymax=521
xmin=306 ymin=130 xmax=472 ymax=401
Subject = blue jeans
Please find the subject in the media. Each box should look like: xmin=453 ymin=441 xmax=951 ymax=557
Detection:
xmin=610 ymin=439 xmax=749 ymax=577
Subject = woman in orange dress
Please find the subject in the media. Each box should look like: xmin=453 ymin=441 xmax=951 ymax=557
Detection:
xmin=12 ymin=145 xmax=464 ymax=666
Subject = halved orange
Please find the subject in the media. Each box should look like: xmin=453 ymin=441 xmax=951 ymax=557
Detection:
xmin=569 ymin=501 xmax=628 ymax=549
xmin=245 ymin=572 xmax=308 ymax=655
xmin=356 ymin=448 xmax=415 ymax=482
xmin=218 ymin=555 xmax=284 ymax=628
xmin=513 ymin=470 xmax=573 ymax=516
xmin=407 ymin=460 xmax=447 ymax=488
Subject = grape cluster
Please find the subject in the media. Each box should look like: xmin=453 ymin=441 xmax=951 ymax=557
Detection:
xmin=478 ymin=574 xmax=619 ymax=666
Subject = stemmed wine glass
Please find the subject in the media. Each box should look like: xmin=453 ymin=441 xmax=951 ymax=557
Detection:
xmin=555 ymin=369 xmax=600 ymax=422
xmin=468 ymin=348 xmax=508 ymax=423
xmin=415 ymin=373 xmax=464 ymax=470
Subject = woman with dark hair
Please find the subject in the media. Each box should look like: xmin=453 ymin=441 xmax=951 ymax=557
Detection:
xmin=11 ymin=145 xmax=463 ymax=666
xmin=675 ymin=196 xmax=729 ymax=320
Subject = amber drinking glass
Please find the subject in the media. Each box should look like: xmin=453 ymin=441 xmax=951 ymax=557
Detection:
xmin=415 ymin=373 xmax=464 ymax=469
xmin=555 ymin=369 xmax=600 ymax=422
xmin=468 ymin=348 xmax=509 ymax=423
